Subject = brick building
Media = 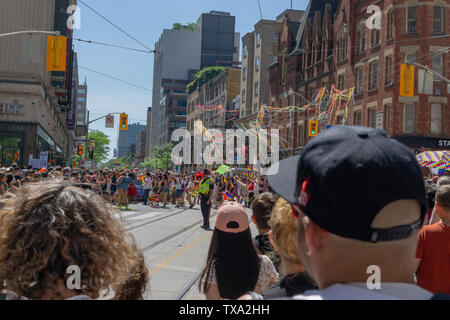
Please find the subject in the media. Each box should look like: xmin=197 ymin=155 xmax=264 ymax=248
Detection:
xmin=268 ymin=0 xmax=449 ymax=157
xmin=334 ymin=0 xmax=449 ymax=151
xmin=269 ymin=1 xmax=339 ymax=155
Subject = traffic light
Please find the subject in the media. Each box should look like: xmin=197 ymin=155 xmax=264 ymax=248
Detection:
xmin=309 ymin=120 xmax=318 ymax=137
xmin=400 ymin=64 xmax=415 ymax=97
xmin=120 ymin=113 xmax=129 ymax=130
xmin=46 ymin=36 xmax=67 ymax=71
xmin=77 ymin=145 xmax=83 ymax=156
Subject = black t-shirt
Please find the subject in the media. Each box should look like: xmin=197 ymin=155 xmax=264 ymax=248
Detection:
xmin=260 ymin=272 xmax=318 ymax=299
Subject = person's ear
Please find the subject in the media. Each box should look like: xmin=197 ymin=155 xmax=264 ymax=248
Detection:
xmin=301 ymin=215 xmax=324 ymax=256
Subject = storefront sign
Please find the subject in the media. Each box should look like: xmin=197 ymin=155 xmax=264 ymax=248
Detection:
xmin=438 ymin=140 xmax=450 ymax=148
xmin=0 ymin=100 xmax=24 ymax=115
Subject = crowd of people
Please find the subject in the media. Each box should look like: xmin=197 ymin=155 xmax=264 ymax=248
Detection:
xmin=0 ymin=165 xmax=268 ymax=211
xmin=0 ymin=126 xmax=449 ymax=300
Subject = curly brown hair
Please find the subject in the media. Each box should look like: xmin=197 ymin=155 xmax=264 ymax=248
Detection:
xmin=0 ymin=180 xmax=142 ymax=299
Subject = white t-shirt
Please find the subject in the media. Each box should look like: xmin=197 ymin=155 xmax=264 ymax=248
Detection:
xmin=293 ymin=282 xmax=434 ymax=300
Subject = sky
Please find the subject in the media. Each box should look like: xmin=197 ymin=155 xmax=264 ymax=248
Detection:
xmin=74 ymin=0 xmax=309 ymax=159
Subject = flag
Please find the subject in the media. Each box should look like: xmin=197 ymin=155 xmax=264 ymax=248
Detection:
xmin=230 ymin=181 xmax=234 ymax=189
xmin=247 ymin=166 xmax=252 ymax=174
xmin=169 ymin=183 xmax=175 ymax=192
xmin=223 ymin=191 xmax=232 ymax=200
xmin=168 ymin=176 xmax=175 ymax=183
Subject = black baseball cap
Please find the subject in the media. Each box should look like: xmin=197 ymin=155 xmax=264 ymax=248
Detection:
xmin=267 ymin=126 xmax=427 ymax=242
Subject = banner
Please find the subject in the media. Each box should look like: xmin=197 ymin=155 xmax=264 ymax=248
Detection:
xmin=216 ymin=164 xmax=230 ymax=175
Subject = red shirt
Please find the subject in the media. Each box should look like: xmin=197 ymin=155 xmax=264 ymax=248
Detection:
xmin=248 ymin=183 xmax=254 ymax=192
xmin=416 ymin=222 xmax=450 ymax=294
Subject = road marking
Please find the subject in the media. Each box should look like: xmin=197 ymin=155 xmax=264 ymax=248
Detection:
xmin=147 ymin=232 xmax=211 ymax=277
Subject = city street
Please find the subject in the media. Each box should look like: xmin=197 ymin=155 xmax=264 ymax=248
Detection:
xmin=116 ymin=202 xmax=257 ymax=300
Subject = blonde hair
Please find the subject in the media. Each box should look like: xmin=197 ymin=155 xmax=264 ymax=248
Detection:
xmin=268 ymin=198 xmax=301 ymax=265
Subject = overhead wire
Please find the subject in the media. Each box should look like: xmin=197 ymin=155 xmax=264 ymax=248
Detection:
xmin=79 ymin=65 xmax=152 ymax=93
xmin=78 ymin=0 xmax=153 ymax=52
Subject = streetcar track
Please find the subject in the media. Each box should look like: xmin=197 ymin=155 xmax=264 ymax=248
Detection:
xmin=140 ymin=211 xmax=217 ymax=252
xmin=124 ymin=207 xmax=188 ymax=231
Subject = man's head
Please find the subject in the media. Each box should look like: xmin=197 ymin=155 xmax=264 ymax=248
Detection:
xmin=437 ymin=176 xmax=450 ymax=188
xmin=203 ymin=169 xmax=210 ymax=177
xmin=268 ymin=126 xmax=427 ymax=288
xmin=434 ymin=184 xmax=450 ymax=222
xmin=251 ymin=192 xmax=279 ymax=234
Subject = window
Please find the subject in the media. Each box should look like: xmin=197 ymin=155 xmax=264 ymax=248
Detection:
xmin=256 ymin=33 xmax=261 ymax=47
xmin=242 ymin=89 xmax=246 ymax=103
xmin=371 ymin=29 xmax=380 ymax=47
xmin=255 ymin=57 xmax=260 ymax=72
xmin=407 ymin=6 xmax=417 ymax=33
xmin=356 ymin=67 xmax=363 ymax=94
xmin=354 ymin=110 xmax=362 ymax=126
xmin=434 ymin=6 xmax=443 ymax=34
xmin=244 ymin=44 xmax=248 ymax=58
xmin=359 ymin=26 xmax=366 ymax=53
xmin=177 ymin=99 xmax=187 ymax=107
xmin=274 ymin=34 xmax=279 ymax=43
xmin=403 ymin=104 xmax=415 ymax=133
xmin=369 ymin=62 xmax=378 ymax=90
xmin=338 ymin=75 xmax=345 ymax=91
xmin=385 ymin=56 xmax=392 ymax=84
xmin=243 ymin=67 xmax=247 ymax=81
xmin=77 ymin=96 xmax=85 ymax=102
xmin=406 ymin=53 xmax=416 ymax=64
xmin=432 ymin=53 xmax=442 ymax=81
xmin=78 ymin=88 xmax=86 ymax=94
xmin=387 ymin=9 xmax=394 ymax=39
xmin=384 ymin=104 xmax=391 ymax=135
xmin=431 ymin=104 xmax=442 ymax=133
xmin=254 ymin=82 xmax=259 ymax=96
xmin=368 ymin=109 xmax=376 ymax=128
xmin=298 ymin=123 xmax=304 ymax=146
xmin=337 ymin=28 xmax=348 ymax=62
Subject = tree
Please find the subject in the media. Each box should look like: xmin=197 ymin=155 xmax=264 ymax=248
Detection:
xmin=140 ymin=143 xmax=174 ymax=170
xmin=72 ymin=130 xmax=110 ymax=166
xmin=186 ymin=22 xmax=197 ymax=31
xmin=186 ymin=66 xmax=225 ymax=94
xmin=172 ymin=23 xmax=182 ymax=30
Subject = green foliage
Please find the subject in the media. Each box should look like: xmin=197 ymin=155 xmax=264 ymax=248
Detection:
xmin=186 ymin=66 xmax=225 ymax=94
xmin=72 ymin=130 xmax=110 ymax=166
xmin=139 ymin=143 xmax=173 ymax=170
xmin=186 ymin=22 xmax=197 ymax=31
xmin=172 ymin=23 xmax=182 ymax=30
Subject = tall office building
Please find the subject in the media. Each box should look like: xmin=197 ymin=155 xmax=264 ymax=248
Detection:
xmin=117 ymin=123 xmax=146 ymax=158
xmin=149 ymin=29 xmax=202 ymax=154
xmin=197 ymin=11 xmax=240 ymax=68
xmin=0 ymin=0 xmax=76 ymax=167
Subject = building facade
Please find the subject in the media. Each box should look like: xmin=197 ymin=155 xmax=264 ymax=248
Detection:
xmin=0 ymin=0 xmax=76 ymax=167
xmin=117 ymin=123 xmax=146 ymax=158
xmin=135 ymin=130 xmax=146 ymax=162
xmin=197 ymin=11 xmax=239 ymax=68
xmin=237 ymin=10 xmax=305 ymax=131
xmin=333 ymin=0 xmax=449 ymax=151
xmin=149 ymin=28 xmax=202 ymax=154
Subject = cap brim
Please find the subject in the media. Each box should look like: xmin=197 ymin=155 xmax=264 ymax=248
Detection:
xmin=267 ymin=155 xmax=300 ymax=204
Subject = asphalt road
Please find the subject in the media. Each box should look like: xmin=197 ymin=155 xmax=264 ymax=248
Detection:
xmin=115 ymin=201 xmax=257 ymax=300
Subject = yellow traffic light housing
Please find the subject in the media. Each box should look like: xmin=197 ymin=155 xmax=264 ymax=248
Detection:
xmin=400 ymin=64 xmax=415 ymax=97
xmin=46 ymin=36 xmax=67 ymax=71
xmin=120 ymin=113 xmax=129 ymax=130
xmin=77 ymin=145 xmax=83 ymax=156
xmin=309 ymin=120 xmax=318 ymax=137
